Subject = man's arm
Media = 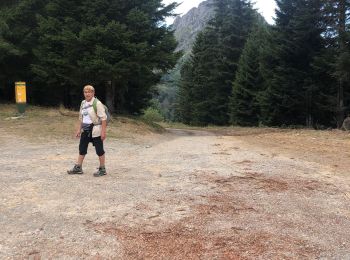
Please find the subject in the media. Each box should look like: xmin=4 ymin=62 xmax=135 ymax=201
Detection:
xmin=76 ymin=101 xmax=83 ymax=138
xmin=75 ymin=120 xmax=82 ymax=138
xmin=96 ymin=101 xmax=107 ymax=141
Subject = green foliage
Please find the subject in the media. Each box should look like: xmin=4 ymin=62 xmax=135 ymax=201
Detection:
xmin=176 ymin=0 xmax=257 ymax=126
xmin=176 ymin=56 xmax=194 ymax=124
xmin=3 ymin=0 xmax=350 ymax=128
xmin=230 ymin=23 xmax=271 ymax=126
xmin=156 ymin=55 xmax=183 ymax=121
xmin=176 ymin=0 xmax=350 ymax=128
xmin=321 ymin=0 xmax=350 ymax=127
xmin=0 ymin=0 xmax=180 ymax=112
xmin=0 ymin=0 xmax=46 ymax=101
xmin=141 ymin=107 xmax=164 ymax=122
xmin=259 ymin=0 xmax=328 ymax=126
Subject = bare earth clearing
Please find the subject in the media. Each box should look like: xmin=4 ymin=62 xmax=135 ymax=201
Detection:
xmin=1 ymin=106 xmax=350 ymax=259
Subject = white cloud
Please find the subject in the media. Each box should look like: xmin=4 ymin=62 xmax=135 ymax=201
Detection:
xmin=254 ymin=0 xmax=277 ymax=24
xmin=163 ymin=0 xmax=277 ymax=24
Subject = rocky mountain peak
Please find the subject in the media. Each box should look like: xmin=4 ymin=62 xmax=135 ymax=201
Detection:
xmin=171 ymin=0 xmax=215 ymax=53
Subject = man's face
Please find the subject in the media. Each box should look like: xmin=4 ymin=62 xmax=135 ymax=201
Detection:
xmin=84 ymin=90 xmax=94 ymax=101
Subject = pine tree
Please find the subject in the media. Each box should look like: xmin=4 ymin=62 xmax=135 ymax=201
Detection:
xmin=230 ymin=23 xmax=271 ymax=126
xmin=176 ymin=58 xmax=194 ymax=124
xmin=190 ymin=28 xmax=221 ymax=125
xmin=30 ymin=0 xmax=180 ymax=111
xmin=317 ymin=0 xmax=350 ymax=128
xmin=177 ymin=0 xmax=256 ymax=125
xmin=0 ymin=0 xmax=45 ymax=101
xmin=333 ymin=0 xmax=350 ymax=127
xmin=261 ymin=0 xmax=326 ymax=126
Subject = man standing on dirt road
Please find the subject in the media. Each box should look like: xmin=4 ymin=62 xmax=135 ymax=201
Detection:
xmin=67 ymin=85 xmax=107 ymax=177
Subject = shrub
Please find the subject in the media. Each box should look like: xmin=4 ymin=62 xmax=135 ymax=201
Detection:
xmin=142 ymin=107 xmax=164 ymax=122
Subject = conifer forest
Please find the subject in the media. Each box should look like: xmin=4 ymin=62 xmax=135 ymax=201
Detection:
xmin=1 ymin=0 xmax=350 ymax=128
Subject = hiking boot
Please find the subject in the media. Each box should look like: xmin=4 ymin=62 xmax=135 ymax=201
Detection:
xmin=67 ymin=164 xmax=83 ymax=174
xmin=93 ymin=166 xmax=107 ymax=177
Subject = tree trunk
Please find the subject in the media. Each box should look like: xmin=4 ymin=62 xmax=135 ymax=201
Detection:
xmin=63 ymin=85 xmax=71 ymax=108
xmin=105 ymin=80 xmax=116 ymax=113
xmin=337 ymin=0 xmax=346 ymax=128
xmin=306 ymin=86 xmax=313 ymax=128
xmin=337 ymin=80 xmax=344 ymax=128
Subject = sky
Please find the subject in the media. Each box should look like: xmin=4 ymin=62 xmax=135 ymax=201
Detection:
xmin=163 ymin=0 xmax=277 ymax=24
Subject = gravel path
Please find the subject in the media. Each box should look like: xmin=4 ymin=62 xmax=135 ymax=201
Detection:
xmin=0 ymin=128 xmax=349 ymax=259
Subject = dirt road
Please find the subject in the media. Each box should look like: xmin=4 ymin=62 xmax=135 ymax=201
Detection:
xmin=0 ymin=127 xmax=350 ymax=259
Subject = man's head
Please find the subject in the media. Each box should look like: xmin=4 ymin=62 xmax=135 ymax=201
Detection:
xmin=83 ymin=85 xmax=95 ymax=102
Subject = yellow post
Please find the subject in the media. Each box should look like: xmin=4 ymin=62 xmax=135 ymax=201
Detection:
xmin=15 ymin=81 xmax=27 ymax=114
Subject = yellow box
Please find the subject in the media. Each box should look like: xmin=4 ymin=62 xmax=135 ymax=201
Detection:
xmin=15 ymin=82 xmax=26 ymax=103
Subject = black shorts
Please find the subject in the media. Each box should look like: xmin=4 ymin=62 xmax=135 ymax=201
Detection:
xmin=79 ymin=129 xmax=105 ymax=156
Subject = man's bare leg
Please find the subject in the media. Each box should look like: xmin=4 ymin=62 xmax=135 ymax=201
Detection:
xmin=77 ymin=155 xmax=85 ymax=166
xmin=93 ymin=154 xmax=106 ymax=177
xmin=98 ymin=154 xmax=105 ymax=167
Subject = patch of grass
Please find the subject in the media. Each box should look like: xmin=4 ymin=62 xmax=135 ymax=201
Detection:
xmin=1 ymin=104 xmax=77 ymax=142
xmin=113 ymin=114 xmax=165 ymax=133
xmin=0 ymin=104 xmax=165 ymax=141
xmin=160 ymin=121 xmax=301 ymax=137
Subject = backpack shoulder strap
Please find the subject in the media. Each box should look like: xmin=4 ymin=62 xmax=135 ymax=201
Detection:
xmin=92 ymin=98 xmax=98 ymax=114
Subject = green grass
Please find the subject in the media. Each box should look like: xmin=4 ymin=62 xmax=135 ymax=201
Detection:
xmin=0 ymin=104 xmax=165 ymax=141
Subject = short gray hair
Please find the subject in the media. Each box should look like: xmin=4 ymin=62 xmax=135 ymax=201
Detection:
xmin=83 ymin=85 xmax=95 ymax=92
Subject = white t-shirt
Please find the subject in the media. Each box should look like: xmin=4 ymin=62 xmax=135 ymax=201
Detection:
xmin=82 ymin=100 xmax=93 ymax=124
